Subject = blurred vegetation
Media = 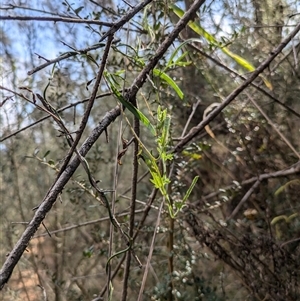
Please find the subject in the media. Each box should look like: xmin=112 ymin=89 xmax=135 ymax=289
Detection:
xmin=1 ymin=0 xmax=299 ymax=300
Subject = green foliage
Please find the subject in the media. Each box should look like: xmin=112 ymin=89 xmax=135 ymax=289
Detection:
xmin=274 ymin=179 xmax=300 ymax=196
xmin=1 ymin=0 xmax=299 ymax=300
xmin=170 ymin=4 xmax=272 ymax=89
xmin=104 ymin=70 xmax=157 ymax=136
xmin=141 ymin=106 xmax=199 ymax=218
xmin=271 ymin=213 xmax=298 ymax=226
xmin=153 ymin=69 xmax=184 ymax=100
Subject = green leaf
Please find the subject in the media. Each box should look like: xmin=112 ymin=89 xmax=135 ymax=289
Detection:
xmin=104 ymin=71 xmax=156 ymax=136
xmin=150 ymin=172 xmax=164 ymax=189
xmin=166 ymin=50 xmax=190 ymax=70
xmin=274 ymin=179 xmax=300 ymax=196
xmin=81 ymin=53 xmax=99 ymax=67
xmin=48 ymin=160 xmax=55 ymax=166
xmin=170 ymin=4 xmax=272 ymax=90
xmin=153 ymin=69 xmax=184 ymax=99
xmin=182 ymin=150 xmax=202 ymax=160
xmin=174 ymin=51 xmax=190 ymax=65
xmin=182 ymin=176 xmax=199 ymax=202
xmin=43 ymin=150 xmax=50 ymax=158
xmin=271 ymin=213 xmax=298 ymax=225
xmin=157 ymin=108 xmax=171 ymax=148
xmin=74 ymin=6 xmax=84 ymax=15
xmin=222 ymin=48 xmax=255 ymax=71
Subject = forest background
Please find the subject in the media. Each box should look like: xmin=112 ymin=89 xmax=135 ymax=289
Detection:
xmin=0 ymin=0 xmax=300 ymax=300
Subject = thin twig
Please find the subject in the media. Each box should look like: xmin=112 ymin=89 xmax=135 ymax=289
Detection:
xmin=0 ymin=15 xmax=113 ymax=26
xmin=201 ymin=161 xmax=300 ymax=202
xmin=137 ymin=201 xmax=165 ymax=301
xmin=280 ymin=237 xmax=300 ymax=247
xmin=120 ymin=171 xmax=149 ymax=196
xmin=0 ymin=4 xmax=69 ymax=17
xmin=0 ymin=91 xmax=117 ymax=142
xmin=27 ymin=0 xmax=153 ymax=75
xmin=31 ymin=210 xmax=145 ymax=238
xmin=37 ymin=284 xmax=48 ymax=301
xmin=187 ymin=42 xmax=300 ymax=119
xmin=226 ymin=179 xmax=261 ymax=220
xmin=246 ymin=92 xmax=300 ymax=159
xmin=106 ymin=114 xmax=123 ymax=296
xmin=181 ymin=97 xmax=202 ymax=137
xmin=174 ymin=22 xmax=300 ymax=153
xmin=270 ymin=41 xmax=300 ymax=73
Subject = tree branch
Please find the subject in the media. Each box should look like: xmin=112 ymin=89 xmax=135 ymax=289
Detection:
xmin=27 ymin=0 xmax=153 ymax=75
xmin=126 ymin=0 xmax=207 ymax=102
xmin=173 ymin=22 xmax=300 ymax=153
xmin=226 ymin=161 xmax=300 ymax=220
xmin=0 ymin=106 xmax=121 ymax=289
xmin=0 ymin=15 xmax=113 ymax=26
xmin=0 ymin=91 xmax=112 ymax=142
xmin=201 ymin=161 xmax=300 ymax=203
xmin=186 ymin=42 xmax=300 ymax=119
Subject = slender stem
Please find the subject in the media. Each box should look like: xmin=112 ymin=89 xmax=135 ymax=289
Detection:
xmin=121 ymin=113 xmax=140 ymax=301
xmin=137 ymin=201 xmax=165 ymax=301
xmin=167 ymin=214 xmax=174 ymax=301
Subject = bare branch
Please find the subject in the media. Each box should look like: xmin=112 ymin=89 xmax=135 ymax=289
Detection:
xmin=202 ymin=161 xmax=300 ymax=203
xmin=187 ymin=42 xmax=300 ymax=119
xmin=32 ymin=209 xmax=145 ymax=238
xmin=27 ymin=0 xmax=153 ymax=75
xmin=0 ymin=15 xmax=113 ymax=26
xmin=227 ymin=180 xmax=261 ymax=221
xmin=0 ymin=105 xmax=121 ymax=289
xmin=137 ymin=201 xmax=165 ymax=301
xmin=174 ymin=22 xmax=300 ymax=153
xmin=0 ymin=91 xmax=112 ymax=142
xmin=247 ymin=92 xmax=300 ymax=159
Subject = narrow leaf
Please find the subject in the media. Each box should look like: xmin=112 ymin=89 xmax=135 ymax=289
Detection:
xmin=170 ymin=4 xmax=272 ymax=89
xmin=43 ymin=150 xmax=51 ymax=158
xmin=182 ymin=176 xmax=199 ymax=202
xmin=153 ymin=69 xmax=184 ymax=99
xmin=105 ymin=72 xmax=156 ymax=136
xmin=275 ymin=179 xmax=300 ymax=196
xmin=74 ymin=6 xmax=84 ymax=15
